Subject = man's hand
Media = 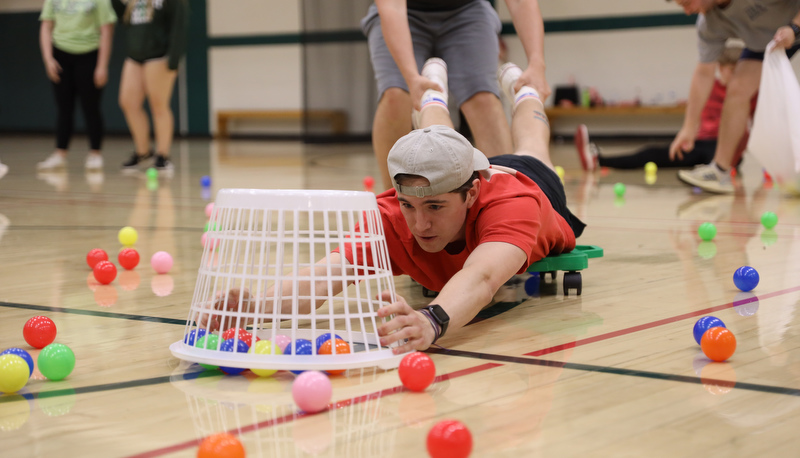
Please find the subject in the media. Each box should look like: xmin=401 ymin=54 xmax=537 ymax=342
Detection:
xmin=409 ymin=74 xmax=445 ymax=111
xmin=773 ymin=25 xmax=797 ymax=49
xmin=376 ymin=291 xmax=437 ymax=354
xmin=669 ymin=127 xmax=695 ymax=161
xmin=45 ymin=58 xmax=61 ymax=83
xmin=94 ymin=66 xmax=108 ymax=88
xmin=197 ymin=288 xmax=253 ymax=332
xmin=516 ymin=64 xmax=551 ymax=101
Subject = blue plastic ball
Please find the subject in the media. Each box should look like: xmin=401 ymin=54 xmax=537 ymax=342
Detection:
xmin=692 ymin=316 xmax=725 ymax=345
xmin=733 ymin=266 xmax=760 ymax=292
xmin=284 ymin=339 xmax=313 ymax=375
xmin=315 ymin=333 xmax=342 ymax=351
xmin=200 ymin=175 xmax=211 ymax=187
xmin=1 ymin=348 xmax=34 ymax=376
xmin=219 ymin=338 xmax=250 ymax=375
xmin=183 ymin=329 xmax=207 ymax=346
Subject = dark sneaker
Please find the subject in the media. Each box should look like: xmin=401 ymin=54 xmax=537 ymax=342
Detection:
xmin=122 ymin=151 xmax=153 ymax=169
xmin=154 ymin=154 xmax=174 ymax=173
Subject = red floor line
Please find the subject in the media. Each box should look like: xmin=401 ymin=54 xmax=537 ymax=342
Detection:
xmin=526 ymin=284 xmax=800 ymax=357
xmin=126 ymin=363 xmax=502 ymax=458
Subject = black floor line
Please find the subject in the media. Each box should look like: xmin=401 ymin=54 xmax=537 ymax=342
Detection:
xmin=428 ymin=347 xmax=800 ymax=396
xmin=0 ymin=301 xmax=186 ymax=325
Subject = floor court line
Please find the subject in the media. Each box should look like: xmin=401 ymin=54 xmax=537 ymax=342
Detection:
xmin=0 ymin=301 xmax=186 ymax=325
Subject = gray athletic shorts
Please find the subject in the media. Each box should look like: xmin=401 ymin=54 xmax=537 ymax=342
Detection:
xmin=360 ymin=1 xmax=502 ymax=107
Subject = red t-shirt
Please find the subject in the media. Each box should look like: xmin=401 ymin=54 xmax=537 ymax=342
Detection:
xmin=697 ymin=79 xmax=758 ymax=140
xmin=343 ymin=170 xmax=576 ymax=292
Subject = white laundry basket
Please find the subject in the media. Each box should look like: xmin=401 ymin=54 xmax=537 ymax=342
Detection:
xmin=169 ymin=189 xmax=404 ymax=372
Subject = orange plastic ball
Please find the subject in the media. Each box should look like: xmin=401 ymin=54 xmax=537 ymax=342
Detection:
xmin=319 ymin=338 xmax=351 ymax=375
xmin=700 ymin=327 xmax=736 ymax=362
xmin=197 ymin=433 xmax=245 ymax=458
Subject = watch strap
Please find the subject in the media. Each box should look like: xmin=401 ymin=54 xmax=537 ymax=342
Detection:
xmin=790 ymin=22 xmax=800 ymax=39
xmin=419 ymin=309 xmax=441 ymax=345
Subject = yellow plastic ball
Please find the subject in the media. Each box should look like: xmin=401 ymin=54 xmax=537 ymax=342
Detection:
xmin=250 ymin=340 xmax=282 ymax=377
xmin=118 ymin=226 xmax=138 ymax=246
xmin=644 ymin=161 xmax=657 ymax=174
xmin=0 ymin=355 xmax=30 ymax=393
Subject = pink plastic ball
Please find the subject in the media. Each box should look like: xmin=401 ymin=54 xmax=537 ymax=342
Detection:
xmin=201 ymin=232 xmax=219 ymax=250
xmin=292 ymin=371 xmax=332 ymax=413
xmin=150 ymin=251 xmax=173 ymax=274
xmin=205 ymin=202 xmax=214 ymax=218
xmin=273 ymin=334 xmax=291 ymax=352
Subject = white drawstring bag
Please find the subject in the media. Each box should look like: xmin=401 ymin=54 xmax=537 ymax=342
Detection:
xmin=747 ymin=40 xmax=800 ymax=185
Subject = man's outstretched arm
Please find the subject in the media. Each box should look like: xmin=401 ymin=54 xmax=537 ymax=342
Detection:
xmin=377 ymin=241 xmax=528 ymax=353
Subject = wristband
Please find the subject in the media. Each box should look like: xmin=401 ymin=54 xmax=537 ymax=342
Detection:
xmin=420 ymin=309 xmax=441 ymax=345
xmin=790 ymin=23 xmax=800 ymax=39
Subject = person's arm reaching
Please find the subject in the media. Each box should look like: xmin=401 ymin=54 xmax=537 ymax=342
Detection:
xmin=375 ymin=0 xmax=443 ymax=110
xmin=376 ymin=241 xmax=528 ymax=353
xmin=670 ymin=61 xmax=716 ymax=160
xmin=773 ymin=9 xmax=800 ymax=49
xmin=503 ymin=0 xmax=550 ymax=100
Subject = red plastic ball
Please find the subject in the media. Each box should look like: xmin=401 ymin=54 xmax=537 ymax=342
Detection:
xmin=427 ymin=420 xmax=472 ymax=458
xmin=701 ymin=327 xmax=737 ymax=362
xmin=118 ymin=248 xmax=140 ymax=270
xmin=363 ymin=175 xmax=375 ymax=191
xmin=93 ymin=260 xmax=117 ymax=285
xmin=221 ymin=328 xmax=255 ymax=348
xmin=23 ymin=316 xmax=57 ymax=349
xmin=86 ymin=248 xmax=108 ymax=269
xmin=398 ymin=351 xmax=436 ymax=392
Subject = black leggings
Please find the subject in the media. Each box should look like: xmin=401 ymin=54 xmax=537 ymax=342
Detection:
xmin=598 ymin=139 xmax=717 ymax=169
xmin=52 ymin=47 xmax=104 ymax=151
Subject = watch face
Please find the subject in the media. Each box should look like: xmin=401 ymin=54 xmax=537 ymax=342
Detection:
xmin=429 ymin=305 xmax=449 ymax=324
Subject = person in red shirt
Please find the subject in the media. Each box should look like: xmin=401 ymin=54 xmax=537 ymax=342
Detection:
xmin=202 ymin=60 xmax=583 ymax=352
xmin=574 ymin=43 xmax=756 ymax=171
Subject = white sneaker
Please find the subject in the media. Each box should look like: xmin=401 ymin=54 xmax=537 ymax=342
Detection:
xmin=0 ymin=162 xmax=7 ymax=180
xmin=37 ymin=153 xmax=67 ymax=170
xmin=497 ymin=62 xmax=523 ymax=104
xmin=421 ymin=57 xmax=448 ymax=96
xmin=575 ymin=124 xmax=598 ymax=171
xmin=85 ymin=153 xmax=103 ymax=171
xmin=678 ymin=163 xmax=734 ymax=194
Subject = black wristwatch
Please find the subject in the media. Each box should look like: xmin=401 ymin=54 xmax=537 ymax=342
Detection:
xmin=422 ymin=304 xmax=450 ymax=340
xmin=790 ymin=22 xmax=800 ymax=39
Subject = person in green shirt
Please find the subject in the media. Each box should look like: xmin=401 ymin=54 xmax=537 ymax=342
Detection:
xmin=114 ymin=0 xmax=189 ymax=174
xmin=38 ymin=0 xmax=117 ymax=173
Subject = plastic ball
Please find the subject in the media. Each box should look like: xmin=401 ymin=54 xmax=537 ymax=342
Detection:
xmin=733 ymin=266 xmax=759 ymax=292
xmin=692 ymin=316 xmax=725 ymax=345
xmin=118 ymin=248 xmax=140 ymax=270
xmin=398 ymin=352 xmax=436 ymax=392
xmin=204 ymin=222 xmax=219 ymax=232
xmin=760 ymin=211 xmax=778 ymax=229
xmin=554 ymin=165 xmax=565 ymax=182
xmin=23 ymin=316 xmax=57 ymax=349
xmin=284 ymin=339 xmax=314 ymax=375
xmin=315 ymin=333 xmax=342 ymax=351
xmin=118 ymin=226 xmax=138 ymax=246
xmin=363 ymin=175 xmax=375 ymax=191
xmin=221 ymin=328 xmax=255 ymax=348
xmin=37 ymin=343 xmax=76 ymax=381
xmin=698 ymin=222 xmax=717 ymax=242
xmin=145 ymin=167 xmax=158 ymax=179
xmin=318 ymin=338 xmax=351 ymax=376
xmin=613 ymin=182 xmax=626 ymax=197
xmin=292 ymin=370 xmax=332 ymax=413
xmin=93 ymin=260 xmax=117 ymax=285
xmin=701 ymin=327 xmax=737 ymax=362
xmin=644 ymin=161 xmax=658 ymax=174
xmin=219 ymin=338 xmax=250 ymax=375
xmin=0 ymin=355 xmax=30 ymax=393
xmin=273 ymin=334 xmax=291 ymax=353
xmin=427 ymin=420 xmax=472 ymax=458
xmin=197 ymin=433 xmax=245 ymax=458
xmin=195 ymin=335 xmax=221 ymax=370
xmin=0 ymin=348 xmax=34 ymax=377
xmin=250 ymin=340 xmax=283 ymax=377
xmin=201 ymin=232 xmax=219 ymax=250
xmin=205 ymin=202 xmax=214 ymax=218
xmin=150 ymin=251 xmax=173 ymax=274
xmin=183 ymin=329 xmax=207 ymax=346
xmin=200 ymin=175 xmax=212 ymax=187
xmin=86 ymin=248 xmax=108 ymax=269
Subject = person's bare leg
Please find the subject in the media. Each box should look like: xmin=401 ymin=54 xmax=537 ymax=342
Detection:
xmin=373 ymin=88 xmax=413 ymax=191
xmin=511 ymin=96 xmax=554 ymax=170
xmin=713 ymin=60 xmax=761 ymax=169
xmin=118 ymin=59 xmax=150 ymax=155
xmin=419 ymin=89 xmax=453 ymax=128
xmin=460 ymin=92 xmax=513 ymax=158
xmin=144 ymin=59 xmax=177 ymax=157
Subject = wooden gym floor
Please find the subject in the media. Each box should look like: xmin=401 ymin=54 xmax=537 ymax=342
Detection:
xmin=1 ymin=133 xmax=799 ymax=457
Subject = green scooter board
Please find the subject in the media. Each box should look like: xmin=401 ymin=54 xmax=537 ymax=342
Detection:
xmin=526 ymin=245 xmax=604 ymax=295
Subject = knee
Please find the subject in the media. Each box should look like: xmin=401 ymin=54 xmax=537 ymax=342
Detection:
xmin=461 ymin=92 xmax=502 ymax=116
xmin=378 ymin=88 xmax=411 ymax=114
xmin=149 ymin=102 xmax=172 ymax=118
xmin=118 ymin=92 xmax=140 ymax=112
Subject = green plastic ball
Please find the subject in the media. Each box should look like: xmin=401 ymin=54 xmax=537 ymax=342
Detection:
xmin=37 ymin=343 xmax=75 ymax=381
xmin=761 ymin=211 xmax=778 ymax=229
xmin=613 ymin=182 xmax=626 ymax=197
xmin=698 ymin=222 xmax=717 ymax=241
xmin=195 ymin=335 xmax=221 ymax=370
xmin=146 ymin=168 xmax=158 ymax=179
xmin=204 ymin=222 xmax=219 ymax=232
